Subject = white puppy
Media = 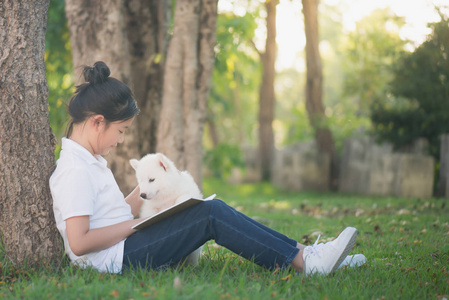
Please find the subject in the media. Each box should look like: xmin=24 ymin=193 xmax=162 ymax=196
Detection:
xmin=130 ymin=153 xmax=203 ymax=266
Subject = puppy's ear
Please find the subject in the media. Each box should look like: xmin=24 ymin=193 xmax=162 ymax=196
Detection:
xmin=129 ymin=159 xmax=139 ymax=170
xmin=156 ymin=153 xmax=169 ymax=172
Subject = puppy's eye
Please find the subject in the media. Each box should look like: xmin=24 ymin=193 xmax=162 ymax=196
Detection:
xmin=149 ymin=178 xmax=155 ymax=183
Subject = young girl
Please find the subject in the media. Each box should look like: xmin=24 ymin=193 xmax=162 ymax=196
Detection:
xmin=50 ymin=61 xmax=364 ymax=274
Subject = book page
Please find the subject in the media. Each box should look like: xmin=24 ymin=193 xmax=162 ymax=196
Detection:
xmin=132 ymin=194 xmax=216 ymax=230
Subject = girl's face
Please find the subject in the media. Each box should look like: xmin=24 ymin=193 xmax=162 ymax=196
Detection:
xmin=95 ymin=117 xmax=135 ymax=156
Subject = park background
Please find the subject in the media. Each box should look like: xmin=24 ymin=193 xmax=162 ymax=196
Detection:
xmin=1 ymin=0 xmax=449 ymax=298
xmin=44 ymin=0 xmax=449 ymax=198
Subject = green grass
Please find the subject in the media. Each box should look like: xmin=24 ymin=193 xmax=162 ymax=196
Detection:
xmin=1 ymin=177 xmax=448 ymax=299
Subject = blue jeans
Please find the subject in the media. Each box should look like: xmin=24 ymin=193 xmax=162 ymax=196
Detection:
xmin=123 ymin=199 xmax=300 ymax=270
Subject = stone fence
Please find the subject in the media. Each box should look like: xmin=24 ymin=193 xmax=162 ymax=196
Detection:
xmin=271 ymin=142 xmax=330 ymax=192
xmin=232 ymin=137 xmax=436 ymax=199
xmin=338 ymin=137 xmax=434 ymax=198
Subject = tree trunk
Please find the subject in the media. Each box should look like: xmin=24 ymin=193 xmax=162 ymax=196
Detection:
xmin=0 ymin=0 xmax=63 ymax=265
xmin=258 ymin=0 xmax=278 ymax=181
xmin=65 ymin=0 xmax=170 ymax=194
xmin=124 ymin=0 xmax=170 ymax=155
xmin=157 ymin=0 xmax=218 ymax=189
xmin=65 ymin=0 xmax=132 ymax=84
xmin=302 ymin=0 xmax=338 ymax=189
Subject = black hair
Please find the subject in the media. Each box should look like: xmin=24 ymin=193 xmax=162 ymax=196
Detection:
xmin=66 ymin=61 xmax=139 ymax=137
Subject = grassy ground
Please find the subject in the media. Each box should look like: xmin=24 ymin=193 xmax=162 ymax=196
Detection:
xmin=1 ymin=177 xmax=448 ymax=299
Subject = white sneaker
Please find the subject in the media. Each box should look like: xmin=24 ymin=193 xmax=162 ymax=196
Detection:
xmin=303 ymin=227 xmax=358 ymax=276
xmin=338 ymin=254 xmax=366 ymax=269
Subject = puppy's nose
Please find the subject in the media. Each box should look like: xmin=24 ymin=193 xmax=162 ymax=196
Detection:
xmin=140 ymin=193 xmax=147 ymax=199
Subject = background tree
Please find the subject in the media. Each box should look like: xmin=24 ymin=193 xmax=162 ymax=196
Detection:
xmin=371 ymin=14 xmax=449 ymax=160
xmin=301 ymin=0 xmax=337 ymax=189
xmin=65 ymin=0 xmax=170 ymax=194
xmin=0 ymin=0 xmax=63 ymax=264
xmin=256 ymin=0 xmax=278 ymax=181
xmin=157 ymin=0 xmax=218 ymax=189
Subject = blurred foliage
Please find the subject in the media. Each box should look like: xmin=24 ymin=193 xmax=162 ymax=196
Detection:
xmin=371 ymin=13 xmax=449 ymax=159
xmin=208 ymin=11 xmax=260 ymax=146
xmin=319 ymin=7 xmax=407 ymax=154
xmin=319 ymin=3 xmax=374 ymax=151
xmin=341 ymin=8 xmax=407 ymax=117
xmin=275 ymin=68 xmax=313 ymax=146
xmin=204 ymin=11 xmax=261 ymax=174
xmin=45 ymin=0 xmax=74 ymax=158
xmin=204 ymin=144 xmax=246 ymax=179
xmin=276 ymin=2 xmax=376 ymax=152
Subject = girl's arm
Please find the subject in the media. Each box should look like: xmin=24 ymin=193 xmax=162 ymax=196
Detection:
xmin=66 ymin=215 xmax=142 ymax=256
xmin=125 ymin=186 xmax=143 ymax=217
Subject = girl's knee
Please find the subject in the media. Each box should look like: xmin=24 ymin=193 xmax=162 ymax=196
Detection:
xmin=199 ymin=199 xmax=227 ymax=213
xmin=206 ymin=198 xmax=226 ymax=207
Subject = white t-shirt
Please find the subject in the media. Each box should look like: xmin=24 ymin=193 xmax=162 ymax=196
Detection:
xmin=50 ymin=138 xmax=133 ymax=273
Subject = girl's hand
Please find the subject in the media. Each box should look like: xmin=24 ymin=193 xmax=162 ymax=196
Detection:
xmin=126 ymin=186 xmax=143 ymax=217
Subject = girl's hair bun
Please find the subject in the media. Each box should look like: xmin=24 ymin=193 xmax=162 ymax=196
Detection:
xmin=83 ymin=61 xmax=111 ymax=85
xmin=66 ymin=60 xmax=139 ymax=137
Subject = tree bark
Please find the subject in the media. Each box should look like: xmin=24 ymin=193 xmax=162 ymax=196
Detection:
xmin=65 ymin=0 xmax=132 ymax=84
xmin=258 ymin=0 xmax=278 ymax=181
xmin=302 ymin=0 xmax=338 ymax=189
xmin=65 ymin=0 xmax=170 ymax=194
xmin=157 ymin=0 xmax=218 ymax=189
xmin=124 ymin=0 xmax=170 ymax=155
xmin=0 ymin=0 xmax=63 ymax=265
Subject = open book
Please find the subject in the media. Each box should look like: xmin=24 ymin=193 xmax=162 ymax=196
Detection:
xmin=132 ymin=194 xmax=217 ymax=230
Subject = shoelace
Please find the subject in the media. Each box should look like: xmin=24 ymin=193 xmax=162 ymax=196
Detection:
xmin=306 ymin=234 xmax=323 ymax=257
